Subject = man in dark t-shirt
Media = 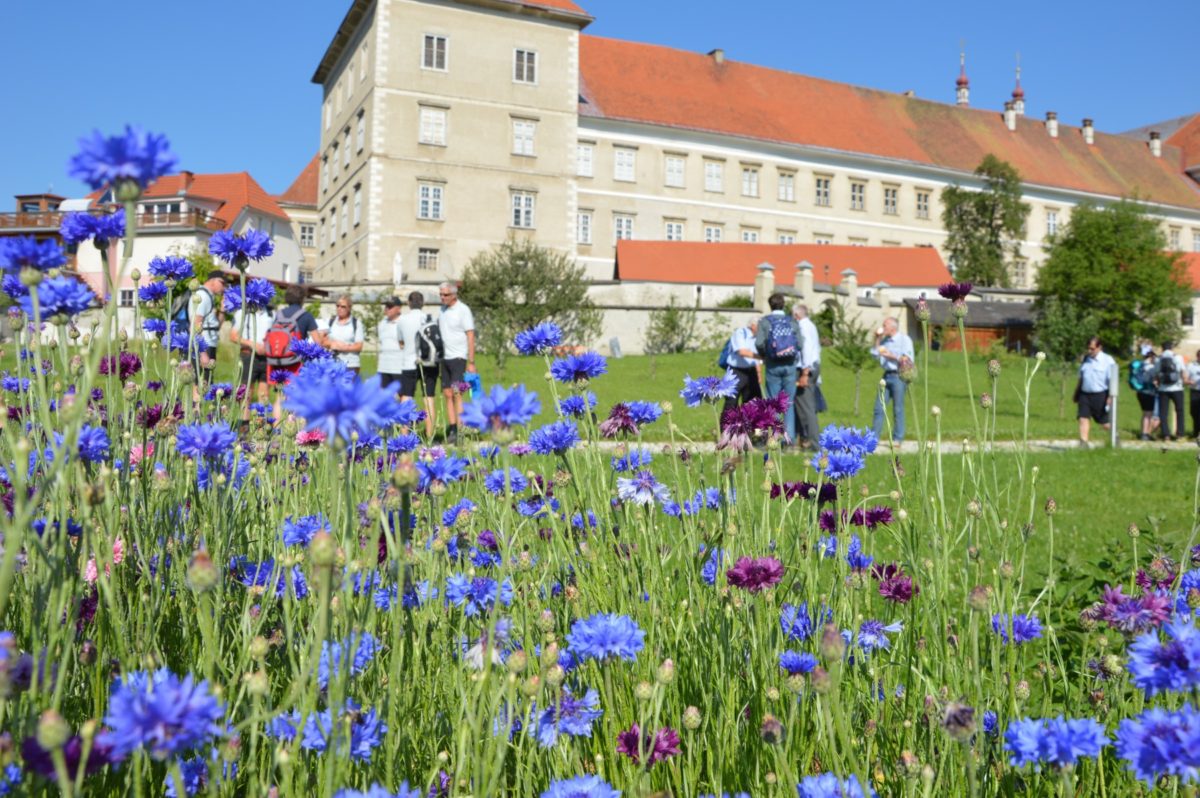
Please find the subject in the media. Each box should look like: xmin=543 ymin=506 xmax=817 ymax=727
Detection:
xmin=268 ymin=285 xmax=320 ymax=421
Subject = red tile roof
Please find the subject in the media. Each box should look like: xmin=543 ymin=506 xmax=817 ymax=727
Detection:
xmin=579 ymin=36 xmax=1200 ymax=211
xmin=1167 ymin=115 xmax=1200 ymax=174
xmin=520 ymin=0 xmax=588 ymax=13
xmin=140 ymin=172 xmax=290 ymax=227
xmin=1180 ymin=252 xmax=1200 ymax=291
xmin=615 ymin=241 xmax=951 ymax=288
xmin=277 ymin=155 xmax=319 ymax=208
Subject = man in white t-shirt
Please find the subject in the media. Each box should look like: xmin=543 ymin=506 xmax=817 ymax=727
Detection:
xmin=321 ymin=293 xmax=365 ymax=372
xmin=229 ymin=302 xmax=274 ymax=414
xmin=437 ymin=281 xmax=475 ymax=445
xmin=376 ymin=296 xmax=404 ymax=391
xmin=398 ymin=291 xmax=437 ymax=439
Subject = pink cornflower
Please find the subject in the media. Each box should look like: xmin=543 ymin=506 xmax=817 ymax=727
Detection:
xmin=295 ymin=430 xmax=326 ymax=447
xmin=725 ymin=556 xmax=784 ymax=593
xmin=616 ymin=724 xmax=681 ymax=765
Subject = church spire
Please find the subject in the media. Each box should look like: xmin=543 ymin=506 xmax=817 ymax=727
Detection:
xmin=956 ymin=47 xmax=970 ymax=107
xmin=1011 ymin=54 xmax=1025 ymax=116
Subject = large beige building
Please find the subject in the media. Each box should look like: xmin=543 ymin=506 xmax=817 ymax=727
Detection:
xmin=311 ymin=0 xmax=1200 ymax=294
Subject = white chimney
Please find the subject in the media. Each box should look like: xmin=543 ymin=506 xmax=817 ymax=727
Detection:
xmin=1003 ymin=101 xmax=1017 ymax=132
xmin=1149 ymin=131 xmax=1162 ymax=158
xmin=708 ymin=48 xmax=725 ymax=65
xmin=1082 ymin=118 xmax=1095 ymax=146
xmin=1045 ymin=111 xmax=1058 ymax=139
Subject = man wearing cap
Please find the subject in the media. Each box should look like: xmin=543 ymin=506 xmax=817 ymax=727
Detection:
xmin=192 ymin=271 xmax=230 ymax=385
xmin=377 ymin=296 xmax=405 ymax=393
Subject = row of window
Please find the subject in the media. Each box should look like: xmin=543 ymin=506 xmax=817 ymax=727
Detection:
xmin=419 ymin=33 xmax=538 ymax=84
xmin=318 ymin=186 xmax=363 ymax=252
xmin=575 ymin=212 xmax=902 ymax=246
xmin=322 ymin=111 xmax=368 ymax=193
xmin=324 ymin=39 xmax=370 ymax=130
xmin=1166 ymin=226 xmax=1200 ymax=252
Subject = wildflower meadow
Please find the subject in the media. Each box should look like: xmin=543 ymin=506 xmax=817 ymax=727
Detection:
xmin=1 ymin=127 xmax=1199 ymax=798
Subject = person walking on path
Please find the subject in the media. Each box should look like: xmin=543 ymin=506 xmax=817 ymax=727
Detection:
xmin=376 ymin=296 xmax=405 ymax=392
xmin=398 ymin=291 xmax=438 ymax=440
xmin=721 ymin=319 xmax=762 ymax=420
xmin=321 ymin=294 xmax=365 ymax=374
xmin=437 ymin=282 xmax=475 ymax=445
xmin=1131 ymin=351 xmax=1161 ymax=441
xmin=1075 ymin=336 xmax=1118 ymax=448
xmin=1155 ymin=341 xmax=1186 ymax=441
xmin=754 ymin=293 xmax=802 ymax=446
xmin=792 ymin=304 xmax=822 ymax=449
xmin=870 ymin=317 xmax=914 ymax=443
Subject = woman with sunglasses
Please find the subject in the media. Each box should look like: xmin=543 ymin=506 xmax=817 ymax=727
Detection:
xmin=322 ymin=293 xmax=365 ymax=373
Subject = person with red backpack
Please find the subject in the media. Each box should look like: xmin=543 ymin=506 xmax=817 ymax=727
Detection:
xmin=265 ymin=285 xmax=319 ymax=421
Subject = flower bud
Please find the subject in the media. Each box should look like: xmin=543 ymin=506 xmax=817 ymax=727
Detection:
xmin=310 ymin=532 xmax=336 ymax=567
xmin=36 ymin=709 xmax=71 ymax=750
xmin=810 ymin=667 xmax=833 ymax=694
xmin=506 ymin=650 xmax=528 ymax=674
xmin=79 ymin=640 xmax=97 ymax=666
xmin=521 ymin=675 xmax=541 ymax=698
xmin=987 ymin=359 xmax=1001 ymax=378
xmin=249 ymin=636 xmax=270 ymax=660
xmin=1044 ymin=497 xmax=1057 ymax=516
xmin=244 ymin=670 xmax=269 ymax=696
xmin=656 ymin=658 xmax=676 ymax=685
xmin=545 ymin=665 xmax=565 ymax=687
xmin=760 ymin=714 xmax=784 ymax=745
xmin=682 ymin=705 xmax=702 ymax=730
xmin=979 ymin=392 xmax=992 ymax=409
xmin=635 ymin=681 xmax=654 ymax=701
xmin=942 ymin=703 xmax=976 ymax=742
xmin=187 ymin=550 xmax=219 ymax=593
xmin=967 ymin=585 xmax=992 ymax=612
xmin=931 ymin=405 xmax=941 ymax=417
xmin=1014 ymin=680 xmax=1031 ymax=701
xmin=1036 ymin=351 xmax=1046 ymax=362
xmin=819 ymin=624 xmax=846 ymax=660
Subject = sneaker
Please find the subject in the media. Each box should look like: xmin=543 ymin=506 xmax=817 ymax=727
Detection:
xmin=1078 ymin=440 xmax=1090 ymax=449
xmin=1139 ymin=434 xmax=1151 ymax=441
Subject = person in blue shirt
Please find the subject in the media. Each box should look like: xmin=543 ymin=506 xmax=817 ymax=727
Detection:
xmin=870 ymin=317 xmax=914 ymax=443
xmin=1076 ymin=336 xmax=1117 ymax=448
xmin=722 ymin=319 xmax=762 ymax=420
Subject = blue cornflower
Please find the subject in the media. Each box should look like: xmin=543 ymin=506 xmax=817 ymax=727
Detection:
xmin=626 ymin=401 xmax=662 ymax=426
xmin=846 ymin=536 xmax=873 ymax=571
xmin=1 ymin=274 xmax=27 ymax=300
xmin=317 ymin=632 xmax=379 ymax=690
xmin=442 ymin=498 xmax=477 ymax=527
xmin=797 ymin=773 xmax=875 ymax=798
xmin=541 ymin=775 xmax=621 ymax=798
xmin=143 ymin=318 xmax=167 ymax=335
xmin=445 ymin=575 xmax=513 ymax=616
xmin=209 ymin=229 xmax=274 ymax=268
xmin=388 ymin=433 xmax=421 ymax=454
xmin=611 ymin=448 xmax=652 ymax=473
xmin=484 ymin=468 xmax=528 ymax=495
xmin=1127 ymin=618 xmax=1200 ymax=696
xmin=104 ymin=668 xmax=225 ymax=759
xmin=416 ymin=454 xmax=469 ymax=493
xmin=991 ymin=613 xmax=1043 ymax=645
xmin=176 ymin=423 xmax=237 ymax=460
xmin=549 ymin=351 xmax=607 ymax=383
xmin=138 ymin=281 xmax=169 ymax=303
xmin=810 ymin=449 xmax=867 ymax=482
xmin=461 ymin=384 xmax=541 ymax=431
xmin=282 ymin=514 xmax=329 ymax=547
xmin=77 ymin=425 xmax=110 ymax=463
xmin=1176 ymin=569 xmax=1200 ymax=615
xmin=223 ymin=277 xmax=276 ymax=312
xmin=818 ymin=425 xmax=879 ymax=456
xmin=983 ymin=711 xmax=999 ymax=737
xmin=335 ymin=784 xmax=422 ymax=798
xmin=288 ymin=338 xmax=333 ymax=361
xmin=203 ymin=382 xmax=235 ymax=401
xmin=163 ymin=329 xmax=207 ymax=354
xmin=534 ymin=687 xmax=603 ymax=748
xmin=60 ymin=210 xmax=126 ymax=247
xmin=1004 ymin=716 xmax=1108 ymax=769
xmin=616 ymin=469 xmax=670 ymax=506
xmin=558 ymin=392 xmax=597 ymax=417
xmin=566 ymin=613 xmax=645 ymax=663
xmin=147 ymin=255 xmax=194 ymax=282
xmin=0 ymin=236 xmax=67 ymax=272
xmin=32 ymin=517 xmax=84 ymax=538
xmin=679 ymin=373 xmax=739 ymax=407
xmin=1 ymin=376 xmax=29 ymax=392
xmin=300 ymin=703 xmax=386 ymax=761
xmin=572 ymin=510 xmax=598 ymax=529
xmin=20 ymin=277 xmax=95 ymax=319
xmin=779 ymin=650 xmax=818 ymax=675
xmin=781 ymin=602 xmax=828 ymax=642
xmin=67 ymin=125 xmax=178 ymax=189
xmin=857 ymin=619 xmax=902 ymax=653
xmin=284 ymin=372 xmax=397 ymax=444
xmin=196 ymin=452 xmax=251 ymax=491
xmin=701 ymin=548 xmax=726 ymax=585
xmin=400 ymin=580 xmax=437 ymax=609
xmin=1116 ymin=705 xmax=1200 ymax=786
xmin=528 ymin=420 xmax=579 ymax=455
xmin=514 ymin=322 xmax=563 ymax=355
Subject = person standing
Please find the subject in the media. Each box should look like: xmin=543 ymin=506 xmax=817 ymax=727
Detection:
xmin=229 ymin=297 xmax=274 ymax=415
xmin=321 ymin=294 xmax=365 ymax=374
xmin=1132 ymin=351 xmax=1161 ymax=441
xmin=870 ymin=317 xmax=914 ymax=443
xmin=1075 ymin=336 xmax=1117 ymax=448
xmin=754 ymin=293 xmax=802 ymax=446
xmin=792 ymin=304 xmax=822 ymax=449
xmin=265 ymin=285 xmax=320 ymax=421
xmin=398 ymin=291 xmax=438 ymax=439
xmin=1187 ymin=350 xmax=1200 ymax=440
xmin=437 ymin=282 xmax=475 ymax=446
xmin=376 ymin=296 xmax=405 ymax=392
xmin=1155 ymin=341 xmax=1186 ymax=441
xmin=721 ymin=319 xmax=761 ymax=420
xmin=190 ymin=272 xmax=230 ymax=386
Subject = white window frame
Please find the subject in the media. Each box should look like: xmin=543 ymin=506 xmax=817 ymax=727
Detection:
xmin=511 ymin=191 xmax=536 ymax=229
xmin=512 ymin=119 xmax=536 ymax=157
xmin=300 ymin=223 xmax=315 ymax=248
xmin=741 ymin=167 xmax=759 ymax=198
xmin=340 ymin=198 xmax=348 ymax=236
xmin=1169 ymin=227 xmax=1182 ymax=250
xmin=664 ymin=155 xmax=685 ymax=188
xmin=576 ymin=143 xmax=594 ymax=177
xmin=1046 ymin=209 xmax=1059 ymax=237
xmin=360 ymin=41 xmax=368 ymax=81
xmin=343 ymin=130 xmax=352 ymax=169
xmin=329 ymin=209 xmax=338 ymax=241
xmin=418 ymin=182 xmax=444 ymax=221
xmin=778 ymin=171 xmax=795 ymax=202
xmin=576 ymin=211 xmax=593 ymax=245
xmin=850 ymin=182 xmax=865 ymax=211
xmin=419 ymin=107 xmax=447 ymax=146
xmin=119 ymin=288 xmax=135 ymax=308
xmin=741 ymin=229 xmax=760 ymax=243
xmin=916 ymin=190 xmax=931 ymax=219
xmin=883 ymin=186 xmax=899 ymax=216
xmin=423 ymin=34 xmax=448 ymax=71
xmin=613 ymin=214 xmax=634 ymax=241
xmin=778 ymin=232 xmax=796 ymax=245
xmin=513 ymin=49 xmax=537 ymax=84
xmin=815 ymin=176 xmax=831 ymax=207
xmin=704 ymin=161 xmax=724 ymax=193
xmin=356 ymin=111 xmax=365 ymax=152
xmin=704 ymin=225 xmax=723 ymax=243
xmin=321 ymin=157 xmax=329 ymax=193
xmin=614 ymin=147 xmax=636 ymax=182
xmin=1193 ymin=230 xmax=1200 ymax=253
xmin=418 ymin=248 xmax=440 ymax=271
xmin=353 ymin=185 xmax=362 ymax=226
xmin=330 ymin=144 xmax=339 ymax=182
xmin=814 ymin=234 xmax=833 ymax=245
xmin=665 ymin=221 xmax=684 ymax=241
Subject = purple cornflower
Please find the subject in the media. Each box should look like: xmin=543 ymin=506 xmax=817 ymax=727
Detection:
xmin=147 ymin=255 xmax=194 ymax=282
xmin=549 ymin=351 xmax=607 ymax=383
xmin=616 ymin=469 xmax=670 ymax=506
xmin=725 ymin=556 xmax=784 ymax=593
xmin=209 ymin=229 xmax=274 ymax=269
xmin=461 ymin=384 xmax=541 ymax=431
xmin=104 ymin=668 xmax=224 ymax=759
xmin=566 ymin=613 xmax=645 ymax=662
xmin=20 ymin=277 xmax=95 ymax=319
xmin=528 ymin=420 xmax=579 ymax=455
xmin=598 ymin=403 xmax=639 ymax=438
xmin=67 ymin=125 xmax=178 ymax=190
xmin=863 ymin=506 xmax=893 ymax=529
xmin=680 ymin=373 xmax=739 ymax=407
xmin=1004 ymin=716 xmax=1108 ymax=768
xmin=615 ymin=723 xmax=680 ymax=766
xmin=992 ymin=613 xmax=1043 ymax=645
xmin=514 ymin=322 xmax=562 ymax=355
xmin=98 ymin=351 xmax=142 ymax=379
xmin=937 ymin=281 xmax=973 ymax=302
xmin=60 ymin=210 xmax=125 ymax=248
xmin=872 ymin=564 xmax=919 ymax=604
xmin=1127 ymin=618 xmax=1200 ymax=696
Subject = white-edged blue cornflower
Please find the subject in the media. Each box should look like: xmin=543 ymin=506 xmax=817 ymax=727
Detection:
xmin=461 ymin=384 xmax=541 ymax=432
xmin=528 ymin=420 xmax=579 ymax=455
xmin=1004 ymin=716 xmax=1108 ymax=769
xmin=549 ymin=351 xmax=607 ymax=383
xmin=680 ymin=373 xmax=739 ymax=407
xmin=566 ymin=613 xmax=645 ymax=663
xmin=616 ymin=469 xmax=670 ymax=506
xmin=445 ymin=575 xmax=513 ymax=616
xmin=514 ymin=322 xmax=562 ymax=355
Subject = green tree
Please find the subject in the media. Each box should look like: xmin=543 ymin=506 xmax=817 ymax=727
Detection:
xmin=1032 ymin=296 xmax=1099 ymax=418
xmin=1035 ymin=199 xmax=1189 ymax=356
xmin=458 ymin=237 xmax=602 ymax=371
xmin=644 ymin=297 xmax=698 ymax=355
xmin=824 ymin=302 xmax=875 ymax=416
xmin=941 ymin=155 xmax=1031 ymax=287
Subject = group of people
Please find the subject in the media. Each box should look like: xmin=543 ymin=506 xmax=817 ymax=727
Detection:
xmin=1130 ymin=341 xmax=1200 ymax=442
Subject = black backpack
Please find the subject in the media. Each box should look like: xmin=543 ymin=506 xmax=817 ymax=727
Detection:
xmin=417 ymin=314 xmax=444 ymax=367
xmin=1158 ymin=355 xmax=1179 ymax=387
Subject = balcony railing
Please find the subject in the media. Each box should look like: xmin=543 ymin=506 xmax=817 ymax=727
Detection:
xmin=0 ymin=209 xmax=226 ymax=233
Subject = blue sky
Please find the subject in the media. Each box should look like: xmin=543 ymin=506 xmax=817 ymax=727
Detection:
xmin=1 ymin=0 xmax=1195 ymax=202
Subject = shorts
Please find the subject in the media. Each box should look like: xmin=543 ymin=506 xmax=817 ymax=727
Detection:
xmin=1077 ymin=391 xmax=1110 ymax=424
xmin=1137 ymin=392 xmax=1158 ymax=413
xmin=400 ymin=365 xmax=439 ymax=398
xmin=240 ymin=353 xmax=268 ymax=384
xmin=378 ymin=372 xmax=403 ymax=390
xmin=440 ymin=358 xmax=467 ymax=388
xmin=267 ymin=361 xmax=302 ymax=385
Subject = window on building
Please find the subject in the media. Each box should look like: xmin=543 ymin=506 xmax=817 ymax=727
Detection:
xmin=300 ymin=223 xmax=315 ymax=247
xmin=356 ymin=111 xmax=365 ymax=152
xmin=849 ymin=237 xmax=868 ymax=247
xmin=814 ymin=176 xmax=831 ymax=207
xmin=1183 ymin=306 xmax=1195 ymax=327
xmin=329 ymin=209 xmax=338 ymax=242
xmin=1169 ymin=227 xmax=1182 ymax=250
xmin=418 ymin=182 xmax=444 ymax=220
xmin=778 ymin=232 xmax=796 ymax=245
xmin=814 ymin=233 xmax=832 ymax=245
xmin=614 ymin=147 xmax=636 ymax=181
xmin=850 ymin=182 xmax=865 ymax=211
xmin=1193 ymin=230 xmax=1200 ymax=252
xmin=119 ymin=288 xmax=135 ymax=308
xmin=300 ymin=268 xmax=314 ymax=284
xmin=916 ymin=190 xmax=931 ymax=219
xmin=512 ymin=119 xmax=536 ymax=156
xmin=664 ymin=155 xmax=685 ymax=188
xmin=883 ymin=186 xmax=898 ymax=215
xmin=423 ymin=35 xmax=447 ymax=70
xmin=360 ymin=41 xmax=368 ymax=81
xmin=321 ymin=157 xmax=329 ymax=193
xmin=665 ymin=220 xmax=684 ymax=241
xmin=613 ymin=214 xmax=634 ymax=241
xmin=778 ymin=171 xmax=795 ymax=202
xmin=1046 ymin=209 xmax=1059 ymax=237
xmin=704 ymin=224 xmax=723 ymax=243
xmin=511 ymin=191 xmax=535 ymax=228
xmin=513 ymin=49 xmax=537 ymax=83
xmin=343 ymin=130 xmax=352 ymax=168
xmin=576 ymin=211 xmax=592 ymax=244
xmin=741 ymin=167 xmax=759 ymax=197
xmin=418 ymin=248 xmax=440 ymax=271
xmin=881 ymin=239 xmax=901 ymax=247
xmin=741 ymin=228 xmax=760 ymax=243
xmin=576 ymin=143 xmax=594 ymax=177
xmin=704 ymin=161 xmax=723 ymax=192
xmin=353 ymin=185 xmax=362 ymax=226
xmin=323 ymin=101 xmax=331 ymax=131
xmin=331 ymin=144 xmax=339 ymax=181
xmin=340 ymin=198 xmax=348 ymax=235
xmin=419 ymin=107 xmax=446 ymax=146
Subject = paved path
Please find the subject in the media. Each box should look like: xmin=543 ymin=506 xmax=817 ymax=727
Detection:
xmin=582 ymin=438 xmax=1199 ymax=456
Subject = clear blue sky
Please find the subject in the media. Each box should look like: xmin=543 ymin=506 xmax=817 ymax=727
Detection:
xmin=2 ymin=0 xmax=1196 ymax=203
